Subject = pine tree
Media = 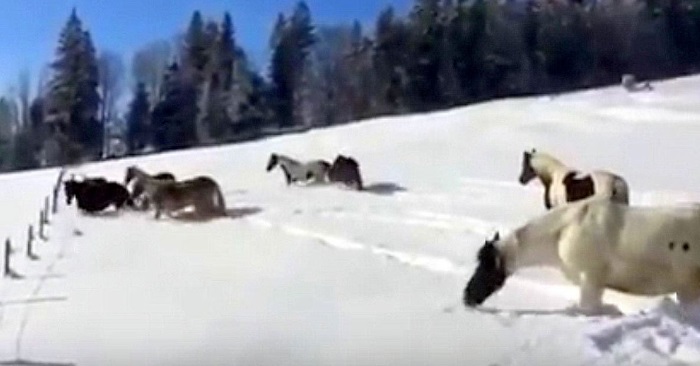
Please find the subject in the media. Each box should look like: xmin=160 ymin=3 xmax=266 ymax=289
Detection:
xmin=151 ymin=62 xmax=198 ymax=151
xmin=218 ymin=12 xmax=236 ymax=90
xmin=126 ymin=82 xmax=150 ymax=153
xmin=206 ymin=12 xmax=237 ymax=140
xmin=373 ymin=6 xmax=409 ymax=114
xmin=183 ymin=11 xmax=209 ymax=74
xmin=182 ymin=10 xmax=213 ymax=144
xmin=289 ymin=1 xmax=316 ymax=126
xmin=45 ymin=9 xmax=101 ymax=164
xmin=406 ymin=0 xmax=445 ymax=110
xmin=269 ymin=14 xmax=294 ymax=127
xmin=449 ymin=0 xmax=487 ymax=101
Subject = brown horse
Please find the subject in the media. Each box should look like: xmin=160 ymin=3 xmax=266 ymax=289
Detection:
xmin=151 ymin=176 xmax=227 ymax=220
xmin=328 ymin=154 xmax=364 ymax=191
xmin=124 ymin=166 xmax=176 ymax=210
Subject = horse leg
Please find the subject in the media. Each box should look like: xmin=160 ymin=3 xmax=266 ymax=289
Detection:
xmin=577 ymin=271 xmax=606 ymax=314
xmin=543 ymin=185 xmax=553 ymax=210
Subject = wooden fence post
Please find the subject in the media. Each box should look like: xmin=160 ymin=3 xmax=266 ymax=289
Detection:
xmin=43 ymin=197 xmax=50 ymax=224
xmin=52 ymin=168 xmax=66 ymax=214
xmin=39 ymin=210 xmax=48 ymax=241
xmin=27 ymin=225 xmax=38 ymax=260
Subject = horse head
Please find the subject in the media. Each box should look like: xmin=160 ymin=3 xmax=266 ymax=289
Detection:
xmin=463 ymin=232 xmax=508 ymax=307
xmin=124 ymin=166 xmax=137 ymax=185
xmin=63 ymin=179 xmax=79 ymax=205
xmin=266 ymin=154 xmax=279 ymax=172
xmin=518 ymin=149 xmax=538 ymax=185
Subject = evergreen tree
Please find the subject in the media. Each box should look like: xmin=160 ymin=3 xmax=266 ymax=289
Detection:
xmin=218 ymin=12 xmax=236 ymax=90
xmin=373 ymin=6 xmax=409 ymax=113
xmin=289 ymin=1 xmax=317 ymax=126
xmin=269 ymin=14 xmax=294 ymax=127
xmin=406 ymin=0 xmax=445 ymax=110
xmin=151 ymin=62 xmax=198 ymax=151
xmin=267 ymin=2 xmax=316 ymax=128
xmin=45 ymin=9 xmax=101 ymax=164
xmin=126 ymin=82 xmax=151 ymax=153
xmin=183 ymin=11 xmax=209 ymax=74
xmin=182 ymin=10 xmax=215 ymax=144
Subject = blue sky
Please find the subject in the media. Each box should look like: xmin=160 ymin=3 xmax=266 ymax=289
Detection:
xmin=0 ymin=0 xmax=411 ymax=94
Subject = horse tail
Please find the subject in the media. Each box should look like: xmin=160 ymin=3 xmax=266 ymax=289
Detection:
xmin=610 ymin=176 xmax=630 ymax=205
xmin=213 ymin=185 xmax=227 ymax=216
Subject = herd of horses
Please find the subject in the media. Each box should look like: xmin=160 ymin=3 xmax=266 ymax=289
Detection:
xmin=62 ymin=153 xmax=365 ymax=220
xmin=68 ymin=144 xmax=700 ymax=316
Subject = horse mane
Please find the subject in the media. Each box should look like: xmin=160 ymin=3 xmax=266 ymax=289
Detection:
xmin=275 ymin=154 xmax=300 ymax=166
xmin=529 ymin=150 xmax=569 ymax=180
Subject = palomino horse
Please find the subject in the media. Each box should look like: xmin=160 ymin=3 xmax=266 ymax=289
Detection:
xmin=266 ymin=153 xmax=331 ymax=186
xmin=463 ymin=196 xmax=700 ymax=315
xmin=124 ymin=166 xmax=176 ymax=210
xmin=518 ymin=149 xmax=629 ymax=210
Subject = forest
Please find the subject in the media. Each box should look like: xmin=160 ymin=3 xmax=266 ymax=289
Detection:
xmin=0 ymin=0 xmax=698 ymax=171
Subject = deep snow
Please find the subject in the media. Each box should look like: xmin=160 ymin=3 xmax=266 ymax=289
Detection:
xmin=2 ymin=75 xmax=700 ymax=365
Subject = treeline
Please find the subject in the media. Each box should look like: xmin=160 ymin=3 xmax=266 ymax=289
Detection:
xmin=0 ymin=0 xmax=699 ymax=171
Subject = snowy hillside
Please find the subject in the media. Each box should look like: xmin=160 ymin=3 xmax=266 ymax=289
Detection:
xmin=3 ymin=75 xmax=700 ymax=365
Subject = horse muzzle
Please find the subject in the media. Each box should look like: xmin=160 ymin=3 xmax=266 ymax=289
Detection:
xmin=463 ymin=267 xmax=507 ymax=307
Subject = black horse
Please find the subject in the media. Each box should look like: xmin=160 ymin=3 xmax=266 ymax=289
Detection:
xmin=328 ymin=154 xmax=364 ymax=190
xmin=64 ymin=178 xmax=133 ymax=213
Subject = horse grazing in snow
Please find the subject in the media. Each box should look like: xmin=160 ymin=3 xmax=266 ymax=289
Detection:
xmin=463 ymin=196 xmax=700 ymax=315
xmin=64 ymin=177 xmax=133 ymax=214
xmin=266 ymin=153 xmax=331 ymax=186
xmin=518 ymin=149 xmax=629 ymax=210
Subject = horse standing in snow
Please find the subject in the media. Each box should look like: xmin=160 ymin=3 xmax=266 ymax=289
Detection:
xmin=124 ymin=166 xmax=176 ymax=210
xmin=328 ymin=154 xmax=364 ymax=191
xmin=64 ymin=177 xmax=133 ymax=214
xmin=265 ymin=153 xmax=331 ymax=186
xmin=150 ymin=176 xmax=227 ymax=220
xmin=518 ymin=149 xmax=629 ymax=210
xmin=463 ymin=196 xmax=700 ymax=315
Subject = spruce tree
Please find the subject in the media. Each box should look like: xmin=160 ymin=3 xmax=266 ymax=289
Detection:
xmin=269 ymin=14 xmax=294 ymax=127
xmin=373 ymin=6 xmax=409 ymax=113
xmin=45 ymin=9 xmax=101 ymax=164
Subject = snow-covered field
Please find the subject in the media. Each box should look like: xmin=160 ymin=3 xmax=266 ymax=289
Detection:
xmin=3 ymin=75 xmax=700 ymax=365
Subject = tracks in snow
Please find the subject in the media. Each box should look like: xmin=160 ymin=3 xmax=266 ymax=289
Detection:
xmin=244 ymin=175 xmax=686 ymax=317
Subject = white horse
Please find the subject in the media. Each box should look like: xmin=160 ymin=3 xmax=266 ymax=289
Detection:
xmin=518 ymin=149 xmax=630 ymax=210
xmin=266 ymin=153 xmax=331 ymax=186
xmin=463 ymin=196 xmax=700 ymax=315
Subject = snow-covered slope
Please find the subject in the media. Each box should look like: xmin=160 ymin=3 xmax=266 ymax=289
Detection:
xmin=3 ymin=75 xmax=700 ymax=365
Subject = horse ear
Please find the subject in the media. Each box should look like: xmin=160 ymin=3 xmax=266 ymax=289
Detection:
xmin=531 ymin=148 xmax=537 ymax=153
xmin=493 ymin=231 xmax=500 ymax=241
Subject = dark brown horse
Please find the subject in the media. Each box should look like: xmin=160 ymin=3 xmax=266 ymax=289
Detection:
xmin=328 ymin=154 xmax=364 ymax=191
xmin=64 ymin=178 xmax=133 ymax=213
